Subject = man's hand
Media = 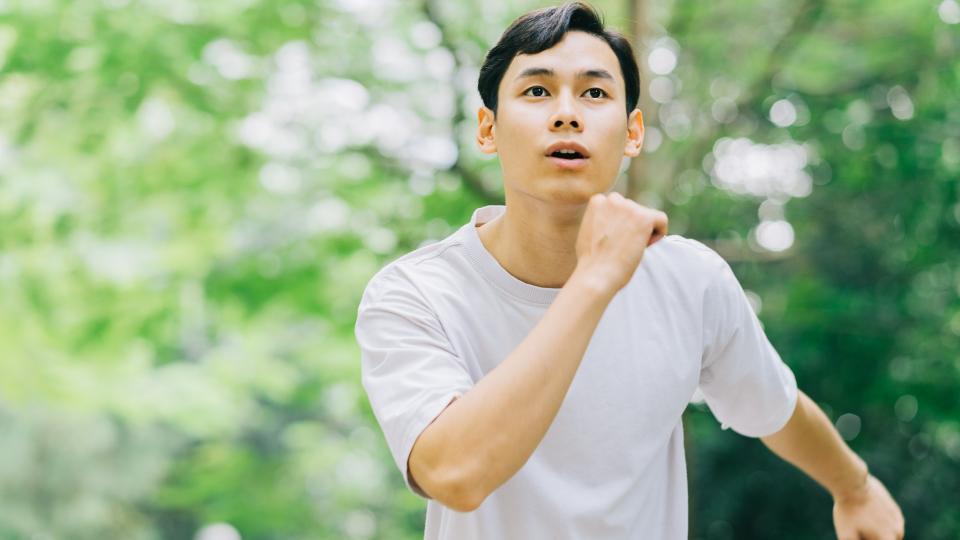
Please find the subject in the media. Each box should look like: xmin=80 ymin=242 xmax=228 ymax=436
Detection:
xmin=760 ymin=392 xmax=906 ymax=539
xmin=832 ymin=474 xmax=905 ymax=540
xmin=574 ymin=192 xmax=668 ymax=296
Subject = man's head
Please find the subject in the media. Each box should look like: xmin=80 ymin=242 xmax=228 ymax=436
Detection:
xmin=475 ymin=2 xmax=644 ymax=206
xmin=478 ymin=2 xmax=641 ymax=117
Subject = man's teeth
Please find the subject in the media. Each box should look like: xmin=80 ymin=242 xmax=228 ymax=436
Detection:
xmin=552 ymin=150 xmax=583 ymax=159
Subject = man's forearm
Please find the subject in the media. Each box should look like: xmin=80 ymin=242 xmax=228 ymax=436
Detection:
xmin=760 ymin=390 xmax=869 ymax=500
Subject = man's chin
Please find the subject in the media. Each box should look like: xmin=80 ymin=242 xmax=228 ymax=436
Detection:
xmin=530 ymin=178 xmax=608 ymax=206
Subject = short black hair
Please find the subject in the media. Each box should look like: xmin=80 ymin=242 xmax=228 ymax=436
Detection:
xmin=478 ymin=2 xmax=641 ymax=117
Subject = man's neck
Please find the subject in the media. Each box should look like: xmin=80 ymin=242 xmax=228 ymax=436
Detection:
xmin=476 ymin=195 xmax=587 ymax=289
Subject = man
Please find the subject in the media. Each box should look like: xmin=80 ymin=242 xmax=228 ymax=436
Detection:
xmin=355 ymin=3 xmax=905 ymax=538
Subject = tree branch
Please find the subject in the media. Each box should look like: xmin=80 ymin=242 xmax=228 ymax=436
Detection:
xmin=675 ymin=0 xmax=826 ymax=179
xmin=422 ymin=0 xmax=502 ymax=205
xmin=651 ymin=0 xmax=826 ymax=263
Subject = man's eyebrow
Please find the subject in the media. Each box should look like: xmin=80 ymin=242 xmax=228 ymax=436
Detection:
xmin=513 ymin=67 xmax=616 ymax=82
xmin=514 ymin=67 xmax=555 ymax=81
xmin=578 ymin=69 xmax=615 ymax=81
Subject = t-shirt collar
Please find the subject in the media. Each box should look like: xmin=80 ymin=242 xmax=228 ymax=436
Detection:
xmin=461 ymin=205 xmax=562 ymax=305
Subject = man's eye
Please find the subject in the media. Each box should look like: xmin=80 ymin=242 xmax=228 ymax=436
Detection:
xmin=585 ymin=88 xmax=607 ymax=99
xmin=524 ymin=86 xmax=549 ymax=97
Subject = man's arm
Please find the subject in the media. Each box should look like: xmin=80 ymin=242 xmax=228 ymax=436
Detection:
xmin=408 ymin=193 xmax=667 ymax=512
xmin=408 ymin=270 xmax=612 ymax=512
xmin=760 ymin=390 xmax=905 ymax=539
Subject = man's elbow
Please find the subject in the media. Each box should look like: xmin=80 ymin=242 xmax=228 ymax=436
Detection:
xmin=408 ymin=397 xmax=489 ymax=512
xmin=437 ymin=476 xmax=486 ymax=512
xmin=411 ymin=456 xmax=487 ymax=512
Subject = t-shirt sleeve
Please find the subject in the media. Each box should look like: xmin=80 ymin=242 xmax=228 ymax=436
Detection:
xmin=355 ymin=268 xmax=474 ymax=499
xmin=698 ymin=253 xmax=798 ymax=438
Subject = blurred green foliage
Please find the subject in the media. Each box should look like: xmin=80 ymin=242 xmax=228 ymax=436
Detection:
xmin=0 ymin=0 xmax=957 ymax=538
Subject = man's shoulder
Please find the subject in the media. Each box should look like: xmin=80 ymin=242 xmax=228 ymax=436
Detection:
xmin=359 ymin=231 xmax=469 ymax=305
xmin=389 ymin=233 xmax=466 ymax=271
xmin=650 ymin=234 xmax=728 ymax=274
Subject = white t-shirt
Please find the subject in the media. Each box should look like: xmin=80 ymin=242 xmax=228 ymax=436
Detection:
xmin=355 ymin=204 xmax=798 ymax=540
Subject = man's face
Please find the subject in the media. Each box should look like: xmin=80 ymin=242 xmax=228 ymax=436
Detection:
xmin=477 ymin=30 xmax=643 ymax=207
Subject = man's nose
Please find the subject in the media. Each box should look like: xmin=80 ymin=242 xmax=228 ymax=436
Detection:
xmin=549 ymin=92 xmax=582 ymax=131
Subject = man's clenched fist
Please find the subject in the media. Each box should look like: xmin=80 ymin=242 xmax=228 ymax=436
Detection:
xmin=574 ymin=192 xmax=668 ymax=296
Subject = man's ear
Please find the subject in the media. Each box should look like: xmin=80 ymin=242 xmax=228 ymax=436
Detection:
xmin=476 ymin=106 xmax=497 ymax=154
xmin=624 ymin=109 xmax=644 ymax=157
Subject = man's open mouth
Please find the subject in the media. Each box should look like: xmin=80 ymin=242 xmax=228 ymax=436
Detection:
xmin=549 ymin=150 xmax=586 ymax=160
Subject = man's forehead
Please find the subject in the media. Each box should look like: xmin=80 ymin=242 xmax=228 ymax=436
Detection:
xmin=504 ymin=31 xmax=622 ymax=82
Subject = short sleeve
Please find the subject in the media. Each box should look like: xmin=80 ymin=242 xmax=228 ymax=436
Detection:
xmin=355 ymin=268 xmax=474 ymax=498
xmin=699 ymin=255 xmax=798 ymax=438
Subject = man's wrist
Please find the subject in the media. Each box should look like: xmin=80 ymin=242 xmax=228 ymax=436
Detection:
xmin=567 ymin=266 xmax=617 ymax=301
xmin=830 ymin=458 xmax=870 ymax=502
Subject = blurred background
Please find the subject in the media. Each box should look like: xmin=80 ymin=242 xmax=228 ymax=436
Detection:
xmin=0 ymin=0 xmax=958 ymax=538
